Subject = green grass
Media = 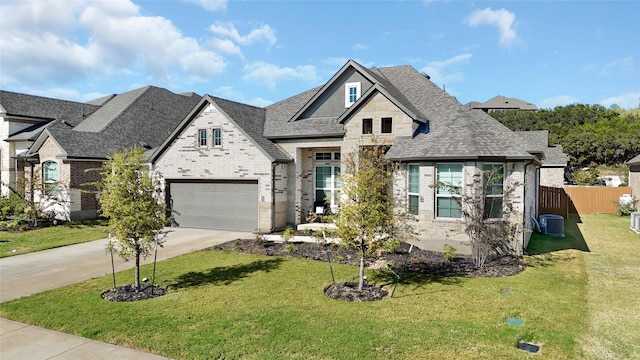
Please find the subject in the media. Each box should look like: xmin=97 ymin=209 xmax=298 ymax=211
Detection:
xmin=0 ymin=219 xmax=108 ymax=258
xmin=572 ymin=214 xmax=640 ymax=360
xmin=3 ymin=214 xmax=634 ymax=359
xmin=1 ymin=224 xmax=593 ymax=360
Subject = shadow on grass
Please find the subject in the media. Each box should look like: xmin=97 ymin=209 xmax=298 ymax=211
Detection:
xmin=171 ymin=258 xmax=284 ymax=289
xmin=525 ymin=213 xmax=589 ymax=267
xmin=369 ymin=271 xmax=464 ymax=298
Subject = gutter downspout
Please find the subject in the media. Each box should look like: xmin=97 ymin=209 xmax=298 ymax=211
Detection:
xmin=270 ymin=162 xmax=276 ymax=232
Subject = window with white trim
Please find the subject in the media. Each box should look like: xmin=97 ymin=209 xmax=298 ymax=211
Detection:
xmin=198 ymin=129 xmax=207 ymax=147
xmin=408 ymin=164 xmax=419 ymax=215
xmin=213 ymin=128 xmax=222 ymax=146
xmin=315 ymin=151 xmax=341 ymax=209
xmin=436 ymin=163 xmax=462 ymax=218
xmin=345 ymin=82 xmax=361 ymax=108
xmin=42 ymin=161 xmax=59 ymax=196
xmin=483 ymin=163 xmax=504 ymax=218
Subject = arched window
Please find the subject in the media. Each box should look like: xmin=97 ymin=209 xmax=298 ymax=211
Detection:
xmin=42 ymin=161 xmax=58 ymax=195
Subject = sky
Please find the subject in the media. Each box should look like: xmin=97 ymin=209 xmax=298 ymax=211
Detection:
xmin=1 ymin=0 xmax=639 ymax=110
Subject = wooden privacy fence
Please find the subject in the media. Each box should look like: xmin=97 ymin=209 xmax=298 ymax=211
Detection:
xmin=539 ymin=186 xmax=569 ymax=218
xmin=564 ymin=186 xmax=631 ymax=214
xmin=539 ymin=186 xmax=632 ymax=216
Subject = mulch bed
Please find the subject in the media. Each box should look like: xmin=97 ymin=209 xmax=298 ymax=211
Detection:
xmin=102 ymin=238 xmax=525 ymax=303
xmin=102 ymin=285 xmax=167 ymax=302
xmin=214 ymin=238 xmax=526 ymax=302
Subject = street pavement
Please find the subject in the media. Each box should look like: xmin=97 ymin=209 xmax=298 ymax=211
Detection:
xmin=0 ymin=227 xmax=249 ymax=359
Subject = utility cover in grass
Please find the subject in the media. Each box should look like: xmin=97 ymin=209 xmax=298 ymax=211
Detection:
xmin=517 ymin=341 xmax=541 ymax=353
xmin=506 ymin=317 xmax=525 ymax=326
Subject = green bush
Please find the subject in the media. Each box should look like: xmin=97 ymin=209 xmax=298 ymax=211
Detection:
xmin=443 ymin=244 xmax=457 ymax=261
xmin=616 ymin=198 xmax=639 ymax=216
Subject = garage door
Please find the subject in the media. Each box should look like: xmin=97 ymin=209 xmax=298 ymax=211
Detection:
xmin=168 ymin=181 xmax=258 ymax=231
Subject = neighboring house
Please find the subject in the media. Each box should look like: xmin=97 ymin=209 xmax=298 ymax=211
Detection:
xmin=0 ymin=91 xmax=100 ymax=196
xmin=152 ymin=60 xmax=544 ymax=254
xmin=466 ymin=96 xmax=538 ymax=113
xmin=515 ymin=130 xmax=569 ymax=188
xmin=626 ymin=154 xmax=640 ymax=204
xmin=598 ymin=172 xmax=624 ymax=187
xmin=9 ymin=87 xmax=201 ymax=220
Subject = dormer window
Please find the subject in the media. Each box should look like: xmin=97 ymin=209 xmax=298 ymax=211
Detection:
xmin=345 ymin=82 xmax=361 ymax=108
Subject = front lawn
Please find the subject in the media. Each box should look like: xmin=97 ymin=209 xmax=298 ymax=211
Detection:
xmin=0 ymin=219 xmax=108 ymax=258
xmin=0 ymin=225 xmax=591 ymax=359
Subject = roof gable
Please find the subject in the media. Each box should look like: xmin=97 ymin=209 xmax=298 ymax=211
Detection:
xmin=152 ymin=95 xmax=290 ymax=163
xmin=290 ymin=60 xmax=375 ymax=122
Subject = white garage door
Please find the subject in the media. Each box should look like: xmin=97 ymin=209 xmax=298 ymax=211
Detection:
xmin=168 ymin=181 xmax=258 ymax=231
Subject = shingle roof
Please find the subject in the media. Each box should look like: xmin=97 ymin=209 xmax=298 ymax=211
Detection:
xmin=468 ymin=96 xmax=537 ymax=111
xmin=386 ymin=109 xmax=534 ymax=161
xmin=0 ymin=90 xmax=100 ymax=125
xmin=207 ymin=96 xmax=291 ymax=162
xmin=1 ymin=90 xmax=101 ymax=142
xmin=626 ymin=154 xmax=640 ymax=166
xmin=265 ymin=60 xmax=533 ymax=161
xmin=515 ymin=130 xmax=569 ymax=166
xmin=26 ymin=86 xmax=201 ymax=159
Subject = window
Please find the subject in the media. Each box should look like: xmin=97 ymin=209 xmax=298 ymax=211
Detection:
xmin=362 ymin=118 xmax=373 ymax=134
xmin=42 ymin=161 xmax=58 ymax=196
xmin=381 ymin=117 xmax=393 ymax=133
xmin=408 ymin=164 xmax=419 ymax=215
xmin=315 ymin=151 xmax=341 ymax=209
xmin=483 ymin=163 xmax=504 ymax=218
xmin=436 ymin=163 xmax=462 ymax=218
xmin=345 ymin=82 xmax=361 ymax=107
xmin=213 ymin=128 xmax=222 ymax=146
xmin=315 ymin=166 xmax=341 ymax=208
xmin=198 ymin=129 xmax=207 ymax=147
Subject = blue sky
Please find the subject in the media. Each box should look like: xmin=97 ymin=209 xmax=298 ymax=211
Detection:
xmin=1 ymin=0 xmax=639 ymax=109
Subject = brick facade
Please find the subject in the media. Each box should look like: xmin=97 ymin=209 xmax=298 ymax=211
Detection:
xmin=154 ymin=103 xmax=280 ymax=231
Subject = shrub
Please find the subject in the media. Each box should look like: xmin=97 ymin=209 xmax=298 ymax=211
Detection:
xmin=282 ymin=226 xmax=294 ymax=243
xmin=616 ymin=198 xmax=639 ymax=216
xmin=443 ymin=244 xmax=457 ymax=261
xmin=283 ymin=243 xmax=296 ymax=253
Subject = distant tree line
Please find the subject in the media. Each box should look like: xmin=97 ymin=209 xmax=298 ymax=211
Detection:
xmin=489 ymin=104 xmax=640 ymax=168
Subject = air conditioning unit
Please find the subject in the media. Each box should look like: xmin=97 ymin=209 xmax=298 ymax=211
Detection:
xmin=631 ymin=212 xmax=640 ymax=233
xmin=539 ymin=214 xmax=565 ymax=237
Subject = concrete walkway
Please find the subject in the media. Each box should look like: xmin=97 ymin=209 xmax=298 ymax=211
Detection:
xmin=0 ymin=228 xmax=249 ymax=359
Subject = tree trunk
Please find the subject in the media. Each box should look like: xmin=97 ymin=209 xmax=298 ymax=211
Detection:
xmin=134 ymin=241 xmax=141 ymax=290
xmin=358 ymin=255 xmax=365 ymax=291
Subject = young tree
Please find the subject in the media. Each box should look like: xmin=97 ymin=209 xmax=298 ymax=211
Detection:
xmin=96 ymin=147 xmax=167 ymax=290
xmin=435 ymin=165 xmax=521 ymax=268
xmin=333 ymin=143 xmax=416 ymax=291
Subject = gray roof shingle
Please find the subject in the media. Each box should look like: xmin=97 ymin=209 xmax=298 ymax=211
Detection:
xmin=26 ymin=86 xmax=201 ymax=159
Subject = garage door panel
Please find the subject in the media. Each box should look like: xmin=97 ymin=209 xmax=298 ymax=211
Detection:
xmin=169 ymin=181 xmax=258 ymax=231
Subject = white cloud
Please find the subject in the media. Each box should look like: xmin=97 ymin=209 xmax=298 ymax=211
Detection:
xmin=181 ymin=0 xmax=227 ymax=12
xmin=209 ymin=22 xmax=276 ymax=47
xmin=353 ymin=43 xmax=368 ymax=51
xmin=0 ymin=0 xmax=226 ymax=88
xmin=420 ymin=54 xmax=472 ymax=85
xmin=539 ymin=95 xmax=579 ymax=109
xmin=598 ymin=56 xmax=634 ymax=76
xmin=600 ymin=92 xmax=640 ymax=109
xmin=465 ymin=8 xmax=519 ymax=47
xmin=210 ymin=38 xmax=243 ymax=57
xmin=242 ymin=62 xmax=319 ymax=88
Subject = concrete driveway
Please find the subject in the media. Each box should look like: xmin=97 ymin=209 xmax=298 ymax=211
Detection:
xmin=0 ymin=227 xmax=249 ymax=359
